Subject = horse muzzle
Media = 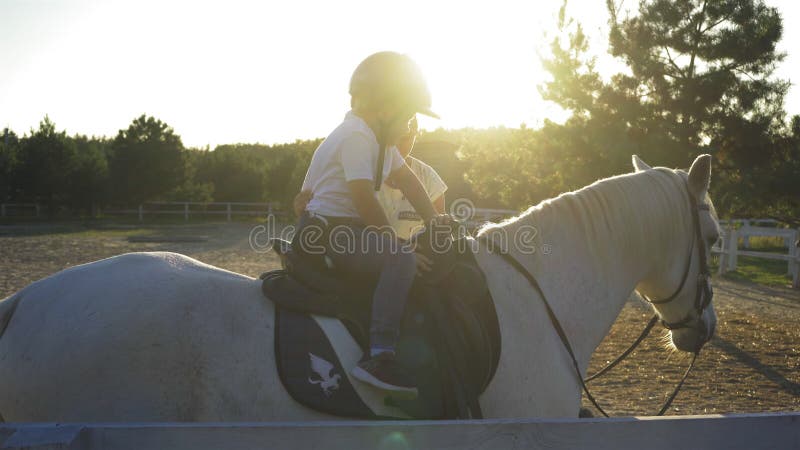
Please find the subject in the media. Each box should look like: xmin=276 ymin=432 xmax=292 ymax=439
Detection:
xmin=671 ymin=304 xmax=717 ymax=353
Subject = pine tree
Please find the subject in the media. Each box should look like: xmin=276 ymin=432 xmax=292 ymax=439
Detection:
xmin=540 ymin=0 xmax=796 ymax=215
xmin=605 ymin=0 xmax=788 ymax=167
xmin=108 ymin=115 xmax=185 ymax=205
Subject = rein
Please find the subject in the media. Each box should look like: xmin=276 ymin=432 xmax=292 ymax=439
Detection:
xmin=478 ymin=180 xmax=712 ymax=417
xmin=583 ymin=314 xmax=657 ymax=383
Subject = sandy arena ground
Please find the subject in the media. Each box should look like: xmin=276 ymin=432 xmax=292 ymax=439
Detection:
xmin=1 ymin=222 xmax=798 ymax=417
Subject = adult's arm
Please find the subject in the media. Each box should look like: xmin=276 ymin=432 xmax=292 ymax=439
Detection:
xmin=387 ymin=164 xmax=437 ymax=223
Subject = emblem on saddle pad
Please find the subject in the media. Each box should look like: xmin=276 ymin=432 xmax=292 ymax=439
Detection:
xmin=308 ymin=353 xmax=341 ymax=397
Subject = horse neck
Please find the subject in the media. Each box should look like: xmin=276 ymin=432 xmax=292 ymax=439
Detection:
xmin=490 ymin=170 xmax=687 ymax=366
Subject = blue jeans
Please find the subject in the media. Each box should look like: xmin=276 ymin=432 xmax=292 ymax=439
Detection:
xmin=296 ymin=214 xmax=417 ymax=351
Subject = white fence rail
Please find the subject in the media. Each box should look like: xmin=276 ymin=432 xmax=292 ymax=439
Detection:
xmin=1 ymin=413 xmax=798 ymax=450
xmin=712 ymin=225 xmax=800 ymax=288
xmin=719 ymin=219 xmax=796 ymax=248
xmin=101 ymin=202 xmax=281 ymax=222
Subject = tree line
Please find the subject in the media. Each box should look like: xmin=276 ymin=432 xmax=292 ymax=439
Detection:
xmin=0 ymin=115 xmax=322 ymax=216
xmin=1 ymin=0 xmax=798 ymax=221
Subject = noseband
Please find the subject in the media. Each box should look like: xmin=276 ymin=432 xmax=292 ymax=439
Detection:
xmin=643 ymin=184 xmax=714 ymax=331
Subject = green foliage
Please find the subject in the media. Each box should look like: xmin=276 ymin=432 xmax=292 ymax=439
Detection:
xmin=412 ymin=132 xmax=474 ymax=205
xmin=537 ymin=0 xmax=799 ymax=218
xmin=0 ymin=128 xmax=20 ymax=202
xmin=263 ymin=139 xmax=320 ymax=211
xmin=68 ymin=135 xmax=110 ymax=214
xmin=108 ymin=115 xmax=185 ymax=205
xmin=539 ymin=17 xmax=602 ymax=118
xmin=14 ymin=117 xmax=79 ymax=212
xmin=192 ymin=145 xmax=262 ymax=202
xmin=461 ymin=127 xmax=555 ymax=209
xmin=163 ymin=149 xmax=214 ymax=203
xmin=417 ymin=126 xmax=572 ymax=210
xmin=187 ymin=139 xmax=320 ymax=209
xmin=3 ymin=0 xmax=799 ymax=224
xmin=3 ymin=122 xmax=112 ymax=215
xmin=1 ymin=115 xmax=322 ymax=216
xmin=605 ymin=0 xmax=787 ymax=164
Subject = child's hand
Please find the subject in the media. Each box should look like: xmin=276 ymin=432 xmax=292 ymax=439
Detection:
xmin=429 ymin=213 xmax=455 ymax=227
xmin=293 ymin=190 xmax=312 ymax=216
xmin=415 ymin=252 xmax=433 ymax=275
xmin=428 ymin=214 xmax=455 ymax=236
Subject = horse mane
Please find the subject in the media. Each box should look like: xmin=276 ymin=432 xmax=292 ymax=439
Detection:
xmin=477 ymin=167 xmax=701 ymax=268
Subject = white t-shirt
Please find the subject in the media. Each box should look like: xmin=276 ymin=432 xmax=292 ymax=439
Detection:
xmin=302 ymin=111 xmax=405 ymax=218
xmin=377 ymin=156 xmax=447 ymax=240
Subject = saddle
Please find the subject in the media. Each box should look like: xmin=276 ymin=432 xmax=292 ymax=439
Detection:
xmin=261 ymin=235 xmax=501 ymax=419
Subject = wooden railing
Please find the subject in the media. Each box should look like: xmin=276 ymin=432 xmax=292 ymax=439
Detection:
xmin=713 ymin=224 xmax=799 ymax=289
xmin=101 ymin=202 xmax=282 ymax=222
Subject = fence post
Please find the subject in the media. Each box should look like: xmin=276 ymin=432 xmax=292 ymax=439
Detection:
xmin=267 ymin=203 xmax=273 ymax=217
xmin=138 ymin=204 xmax=143 ymax=222
xmin=227 ymin=203 xmax=232 ymax=222
xmin=742 ymin=220 xmax=750 ymax=249
xmin=728 ymin=227 xmax=738 ymax=272
xmin=789 ymin=230 xmax=798 ymax=276
xmin=718 ymin=229 xmax=728 ymax=275
xmin=184 ymin=203 xmax=189 ymax=221
xmin=790 ymin=236 xmax=799 ymax=289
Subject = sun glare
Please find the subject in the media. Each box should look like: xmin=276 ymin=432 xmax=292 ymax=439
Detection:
xmin=0 ymin=0 xmax=661 ymax=147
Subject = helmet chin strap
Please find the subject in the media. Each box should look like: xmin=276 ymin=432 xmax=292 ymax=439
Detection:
xmin=373 ymin=112 xmax=406 ymax=191
xmin=374 ymin=119 xmax=387 ymax=191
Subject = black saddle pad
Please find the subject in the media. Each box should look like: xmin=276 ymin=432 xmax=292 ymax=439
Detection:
xmin=264 ymin=237 xmax=501 ymax=419
xmin=275 ymin=302 xmax=445 ymax=419
xmin=274 ymin=308 xmax=373 ymax=417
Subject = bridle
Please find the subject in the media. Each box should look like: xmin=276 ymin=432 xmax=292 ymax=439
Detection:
xmin=642 ymin=182 xmax=714 ymax=332
xmin=481 ymin=178 xmax=715 ymax=417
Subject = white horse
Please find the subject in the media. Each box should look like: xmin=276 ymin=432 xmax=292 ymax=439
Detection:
xmin=0 ymin=155 xmax=719 ymax=421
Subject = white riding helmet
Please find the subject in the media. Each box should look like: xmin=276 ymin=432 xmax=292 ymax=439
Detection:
xmin=349 ymin=51 xmax=439 ymax=119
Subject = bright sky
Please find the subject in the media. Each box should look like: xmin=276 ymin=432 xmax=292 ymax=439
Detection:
xmin=2 ymin=0 xmax=799 ymax=148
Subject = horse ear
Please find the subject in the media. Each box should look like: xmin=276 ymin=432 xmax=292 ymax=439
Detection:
xmin=688 ymin=154 xmax=712 ymax=196
xmin=632 ymin=155 xmax=652 ymax=172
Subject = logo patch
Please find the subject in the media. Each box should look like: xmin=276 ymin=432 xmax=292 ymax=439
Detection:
xmin=308 ymin=353 xmax=341 ymax=397
xmin=398 ymin=211 xmax=421 ymax=221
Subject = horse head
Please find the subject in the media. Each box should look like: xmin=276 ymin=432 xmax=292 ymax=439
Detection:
xmin=632 ymin=154 xmax=720 ymax=354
